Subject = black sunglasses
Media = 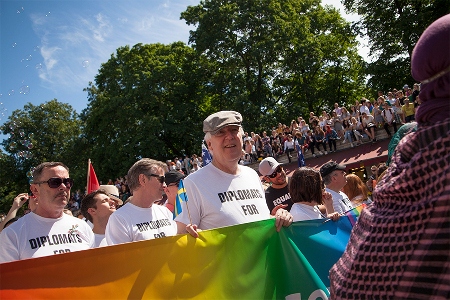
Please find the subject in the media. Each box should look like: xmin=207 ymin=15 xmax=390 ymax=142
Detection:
xmin=147 ymin=174 xmax=165 ymax=184
xmin=34 ymin=177 xmax=74 ymax=189
xmin=268 ymin=166 xmax=283 ymax=178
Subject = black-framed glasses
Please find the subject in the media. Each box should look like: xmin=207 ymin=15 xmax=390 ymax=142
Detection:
xmin=268 ymin=166 xmax=283 ymax=178
xmin=147 ymin=174 xmax=165 ymax=184
xmin=34 ymin=177 xmax=74 ymax=189
xmin=167 ymin=182 xmax=179 ymax=187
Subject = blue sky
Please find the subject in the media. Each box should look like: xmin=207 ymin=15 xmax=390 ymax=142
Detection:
xmin=0 ymin=0 xmax=363 ymax=129
xmin=0 ymin=0 xmax=200 ymax=124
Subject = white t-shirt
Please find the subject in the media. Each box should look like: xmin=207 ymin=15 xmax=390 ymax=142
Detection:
xmin=383 ymin=108 xmax=395 ymax=123
xmin=325 ymin=188 xmax=353 ymax=214
xmin=300 ymin=125 xmax=310 ymax=136
xmin=334 ymin=107 xmax=342 ymax=116
xmin=387 ymin=98 xmax=396 ymax=106
xmin=105 ymin=202 xmax=177 ymax=245
xmin=291 ymin=203 xmax=324 ymax=222
xmin=284 ymin=140 xmax=295 ymax=151
xmin=175 ymin=163 xmax=271 ymax=230
xmin=94 ymin=233 xmax=107 ymax=248
xmin=360 ymin=105 xmax=370 ymax=115
xmin=0 ymin=212 xmax=94 ymax=263
xmin=362 ymin=115 xmax=375 ymax=127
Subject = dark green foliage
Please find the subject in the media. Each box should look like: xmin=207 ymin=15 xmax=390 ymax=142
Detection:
xmin=81 ymin=43 xmax=212 ymax=181
xmin=342 ymin=0 xmax=450 ymax=93
xmin=0 ymin=100 xmax=82 ymax=213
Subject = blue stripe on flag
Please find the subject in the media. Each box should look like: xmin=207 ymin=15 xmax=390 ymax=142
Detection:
xmin=173 ymin=179 xmax=188 ymax=219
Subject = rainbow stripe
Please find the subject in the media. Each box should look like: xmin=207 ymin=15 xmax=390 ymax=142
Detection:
xmin=346 ymin=203 xmax=367 ymax=226
xmin=0 ymin=218 xmax=354 ymax=299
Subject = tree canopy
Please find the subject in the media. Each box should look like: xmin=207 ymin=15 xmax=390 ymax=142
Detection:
xmin=181 ymin=0 xmax=368 ymax=131
xmin=81 ymin=42 xmax=213 ymax=180
xmin=342 ymin=0 xmax=450 ymax=92
xmin=0 ymin=100 xmax=82 ymax=213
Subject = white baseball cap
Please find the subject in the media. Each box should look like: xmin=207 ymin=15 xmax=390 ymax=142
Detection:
xmin=258 ymin=157 xmax=281 ymax=176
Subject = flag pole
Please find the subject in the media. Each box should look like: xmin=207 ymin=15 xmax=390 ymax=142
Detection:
xmin=87 ymin=159 xmax=91 ymax=194
xmin=186 ymin=199 xmax=193 ymax=226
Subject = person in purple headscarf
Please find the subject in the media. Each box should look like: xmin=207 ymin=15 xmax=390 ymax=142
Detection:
xmin=329 ymin=14 xmax=450 ymax=299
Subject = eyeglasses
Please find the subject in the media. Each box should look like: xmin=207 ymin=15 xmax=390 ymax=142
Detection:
xmin=147 ymin=174 xmax=165 ymax=184
xmin=166 ymin=182 xmax=179 ymax=187
xmin=332 ymin=170 xmax=346 ymax=177
xmin=268 ymin=166 xmax=283 ymax=178
xmin=34 ymin=177 xmax=74 ymax=189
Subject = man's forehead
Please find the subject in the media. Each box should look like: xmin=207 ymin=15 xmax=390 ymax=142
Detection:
xmin=41 ymin=165 xmax=68 ymax=176
xmin=215 ymin=125 xmax=240 ymax=132
xmin=95 ymin=193 xmax=110 ymax=202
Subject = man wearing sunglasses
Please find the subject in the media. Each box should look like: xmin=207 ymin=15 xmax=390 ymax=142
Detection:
xmin=259 ymin=157 xmax=292 ymax=215
xmin=105 ymin=158 xmax=177 ymax=245
xmin=0 ymin=162 xmax=95 ymax=263
xmin=175 ymin=111 xmax=293 ymax=238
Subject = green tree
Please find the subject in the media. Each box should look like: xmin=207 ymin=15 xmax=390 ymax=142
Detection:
xmin=0 ymin=150 xmax=24 ymax=215
xmin=181 ymin=0 xmax=368 ymax=130
xmin=270 ymin=3 xmax=369 ymax=120
xmin=342 ymin=0 xmax=450 ymax=93
xmin=81 ymin=42 xmax=212 ymax=181
xmin=0 ymin=99 xmax=82 ymax=213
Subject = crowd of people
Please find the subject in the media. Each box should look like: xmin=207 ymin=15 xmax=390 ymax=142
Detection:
xmin=0 ymin=110 xmax=294 ymax=262
xmin=241 ymin=85 xmax=420 ymax=164
xmin=48 ymin=80 xmax=421 ymax=211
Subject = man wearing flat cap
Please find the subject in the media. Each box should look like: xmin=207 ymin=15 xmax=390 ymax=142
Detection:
xmin=175 ymin=111 xmax=293 ymax=237
xmin=320 ymin=161 xmax=353 ymax=214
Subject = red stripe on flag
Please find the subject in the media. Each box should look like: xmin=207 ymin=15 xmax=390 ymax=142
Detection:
xmin=87 ymin=162 xmax=100 ymax=194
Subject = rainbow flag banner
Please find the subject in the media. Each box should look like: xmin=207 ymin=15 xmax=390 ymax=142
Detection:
xmin=0 ymin=218 xmax=354 ymax=299
xmin=345 ymin=203 xmax=367 ymax=226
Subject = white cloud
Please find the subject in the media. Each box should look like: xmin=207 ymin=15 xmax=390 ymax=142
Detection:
xmin=40 ymin=45 xmax=60 ymax=71
xmin=25 ymin=0 xmax=199 ymax=103
xmin=92 ymin=13 xmax=112 ymax=42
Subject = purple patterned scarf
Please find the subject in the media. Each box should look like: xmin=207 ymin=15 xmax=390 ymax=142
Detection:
xmin=329 ymin=118 xmax=450 ymax=299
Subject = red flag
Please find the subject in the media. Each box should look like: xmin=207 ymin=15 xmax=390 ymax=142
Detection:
xmin=87 ymin=160 xmax=100 ymax=194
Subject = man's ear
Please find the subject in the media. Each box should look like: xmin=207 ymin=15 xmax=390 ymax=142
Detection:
xmin=30 ymin=184 xmax=39 ymax=197
xmin=138 ymin=173 xmax=147 ymax=185
xmin=87 ymin=207 xmax=96 ymax=216
xmin=207 ymin=140 xmax=213 ymax=151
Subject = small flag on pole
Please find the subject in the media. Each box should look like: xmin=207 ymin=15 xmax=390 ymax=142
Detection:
xmin=202 ymin=142 xmax=212 ymax=167
xmin=345 ymin=203 xmax=367 ymax=226
xmin=87 ymin=159 xmax=100 ymax=194
xmin=173 ymin=179 xmax=187 ymax=218
xmin=296 ymin=144 xmax=305 ymax=167
xmin=174 ymin=179 xmax=192 ymax=224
